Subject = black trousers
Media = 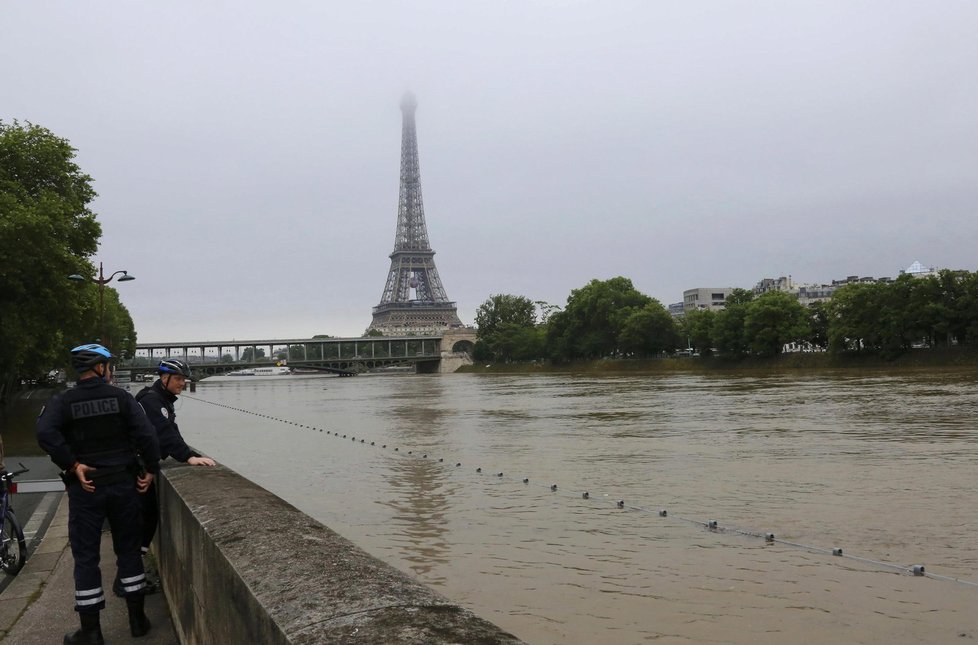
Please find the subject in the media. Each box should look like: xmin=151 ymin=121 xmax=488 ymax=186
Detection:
xmin=67 ymin=478 xmax=146 ymax=612
xmin=140 ymin=479 xmax=159 ymax=551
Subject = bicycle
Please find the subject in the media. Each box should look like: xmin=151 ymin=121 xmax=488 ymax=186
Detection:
xmin=0 ymin=463 xmax=29 ymax=575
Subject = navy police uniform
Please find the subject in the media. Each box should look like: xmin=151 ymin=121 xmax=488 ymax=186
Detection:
xmin=135 ymin=378 xmax=201 ymax=550
xmin=137 ymin=378 xmax=200 ymax=462
xmin=36 ymin=377 xmax=160 ymax=613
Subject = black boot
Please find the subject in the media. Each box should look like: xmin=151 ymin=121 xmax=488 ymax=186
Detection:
xmin=63 ymin=611 xmax=104 ymax=645
xmin=126 ymin=593 xmax=152 ymax=637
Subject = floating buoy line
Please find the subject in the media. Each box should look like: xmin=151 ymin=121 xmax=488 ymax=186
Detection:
xmin=183 ymin=394 xmax=978 ymax=590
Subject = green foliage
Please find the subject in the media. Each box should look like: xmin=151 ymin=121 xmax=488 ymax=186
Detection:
xmin=617 ymin=301 xmax=680 ymax=357
xmin=474 ymin=294 xmax=543 ymax=362
xmin=681 ymin=308 xmax=716 ymax=355
xmin=239 ymin=347 xmax=266 ymax=362
xmin=288 ymin=344 xmax=311 ymax=360
xmin=489 ymin=324 xmax=546 ymax=362
xmin=533 ymin=301 xmax=561 ymax=325
xmin=743 ymin=291 xmax=810 ymax=357
xmin=0 ymin=121 xmax=105 ymax=398
xmin=546 ymin=277 xmax=653 ymax=360
xmin=711 ymin=289 xmax=753 ymax=357
xmin=825 ymin=272 xmax=978 ymax=358
xmin=477 ymin=271 xmax=978 ymax=365
xmin=807 ymin=301 xmax=830 ymax=349
xmin=475 ymin=294 xmax=536 ymax=339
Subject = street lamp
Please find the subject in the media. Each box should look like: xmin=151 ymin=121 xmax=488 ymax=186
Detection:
xmin=68 ymin=261 xmax=135 ymax=345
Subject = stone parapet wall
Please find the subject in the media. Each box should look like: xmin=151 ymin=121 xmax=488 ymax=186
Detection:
xmin=156 ymin=462 xmax=525 ymax=644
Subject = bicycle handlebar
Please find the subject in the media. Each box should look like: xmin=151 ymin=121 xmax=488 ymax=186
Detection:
xmin=4 ymin=463 xmax=30 ymax=478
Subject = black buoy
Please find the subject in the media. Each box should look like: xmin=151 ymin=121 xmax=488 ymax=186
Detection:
xmin=476 ymin=467 xmax=482 ymax=473
xmin=582 ymin=492 xmax=589 ymax=499
xmin=550 ymin=484 xmax=558 ymax=491
xmin=523 ymin=478 xmax=529 ymax=484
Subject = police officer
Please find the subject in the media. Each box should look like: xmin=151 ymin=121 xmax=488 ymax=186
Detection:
xmin=135 ymin=358 xmax=215 ymax=560
xmin=36 ymin=344 xmax=160 ymax=645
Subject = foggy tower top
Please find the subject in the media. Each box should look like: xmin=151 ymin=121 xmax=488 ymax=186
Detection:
xmin=367 ymin=93 xmax=462 ymax=336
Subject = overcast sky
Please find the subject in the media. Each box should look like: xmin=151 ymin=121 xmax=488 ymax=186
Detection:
xmin=3 ymin=1 xmax=976 ymax=343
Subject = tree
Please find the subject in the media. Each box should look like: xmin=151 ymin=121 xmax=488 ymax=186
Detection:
xmin=807 ymin=301 xmax=830 ymax=350
xmin=958 ymin=272 xmax=978 ymax=345
xmin=711 ymin=289 xmax=753 ymax=357
xmin=0 ymin=121 xmax=102 ymax=400
xmin=546 ymin=277 xmax=653 ymax=360
xmin=827 ymin=283 xmax=870 ymax=353
xmin=239 ymin=347 xmax=266 ymax=362
xmin=617 ymin=301 xmax=680 ymax=357
xmin=680 ymin=308 xmax=716 ymax=355
xmin=534 ymin=301 xmax=562 ymax=325
xmin=475 ymin=294 xmax=536 ymax=340
xmin=743 ymin=291 xmax=810 ymax=357
xmin=474 ymin=294 xmax=542 ymax=362
xmin=486 ymin=324 xmax=546 ymax=362
xmin=66 ymin=283 xmax=136 ymax=354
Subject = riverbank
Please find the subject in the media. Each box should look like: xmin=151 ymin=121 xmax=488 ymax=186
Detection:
xmin=458 ymin=346 xmax=978 ymax=374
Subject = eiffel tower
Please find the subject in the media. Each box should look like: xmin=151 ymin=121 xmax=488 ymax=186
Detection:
xmin=367 ymin=93 xmax=463 ymax=335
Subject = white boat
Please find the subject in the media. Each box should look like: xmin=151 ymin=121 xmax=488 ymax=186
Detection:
xmin=226 ymin=366 xmax=292 ymax=377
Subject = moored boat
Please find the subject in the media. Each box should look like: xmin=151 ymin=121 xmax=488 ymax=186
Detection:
xmin=226 ymin=366 xmax=292 ymax=377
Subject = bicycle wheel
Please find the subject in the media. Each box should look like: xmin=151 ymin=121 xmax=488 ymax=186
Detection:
xmin=0 ymin=510 xmax=26 ymax=575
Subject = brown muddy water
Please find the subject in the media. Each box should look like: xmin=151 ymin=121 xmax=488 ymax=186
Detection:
xmin=11 ymin=370 xmax=978 ymax=643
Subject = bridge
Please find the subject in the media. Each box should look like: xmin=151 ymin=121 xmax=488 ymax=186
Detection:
xmin=121 ymin=328 xmax=477 ymax=378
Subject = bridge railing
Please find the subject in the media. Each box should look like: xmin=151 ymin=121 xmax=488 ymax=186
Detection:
xmin=126 ymin=337 xmax=444 ymax=366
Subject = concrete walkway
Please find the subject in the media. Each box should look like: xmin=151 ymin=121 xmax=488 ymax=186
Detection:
xmin=0 ymin=494 xmax=178 ymax=644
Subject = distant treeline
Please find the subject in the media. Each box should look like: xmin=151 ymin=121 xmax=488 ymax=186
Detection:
xmin=474 ymin=272 xmax=978 ymax=363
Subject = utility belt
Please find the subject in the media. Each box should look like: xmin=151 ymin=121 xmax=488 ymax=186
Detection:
xmin=60 ymin=463 xmax=139 ymax=487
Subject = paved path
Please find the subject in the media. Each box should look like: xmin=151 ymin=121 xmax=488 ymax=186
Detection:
xmin=0 ymin=494 xmax=178 ymax=644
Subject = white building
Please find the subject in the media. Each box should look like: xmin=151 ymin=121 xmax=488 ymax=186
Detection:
xmin=683 ymin=288 xmax=734 ymax=314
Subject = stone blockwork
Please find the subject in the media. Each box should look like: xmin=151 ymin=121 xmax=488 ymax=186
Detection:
xmin=157 ymin=462 xmax=525 ymax=644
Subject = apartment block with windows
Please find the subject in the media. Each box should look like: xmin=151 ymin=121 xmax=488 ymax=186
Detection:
xmin=683 ymin=288 xmax=733 ymax=314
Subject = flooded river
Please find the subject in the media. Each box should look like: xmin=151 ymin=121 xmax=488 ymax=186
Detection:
xmin=9 ymin=369 xmax=978 ymax=643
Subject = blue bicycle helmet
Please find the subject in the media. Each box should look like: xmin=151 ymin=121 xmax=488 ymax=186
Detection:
xmin=71 ymin=344 xmax=114 ymax=372
xmin=158 ymin=359 xmax=192 ymax=378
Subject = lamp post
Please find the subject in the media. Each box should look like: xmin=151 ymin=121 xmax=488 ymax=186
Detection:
xmin=68 ymin=261 xmax=135 ymax=346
